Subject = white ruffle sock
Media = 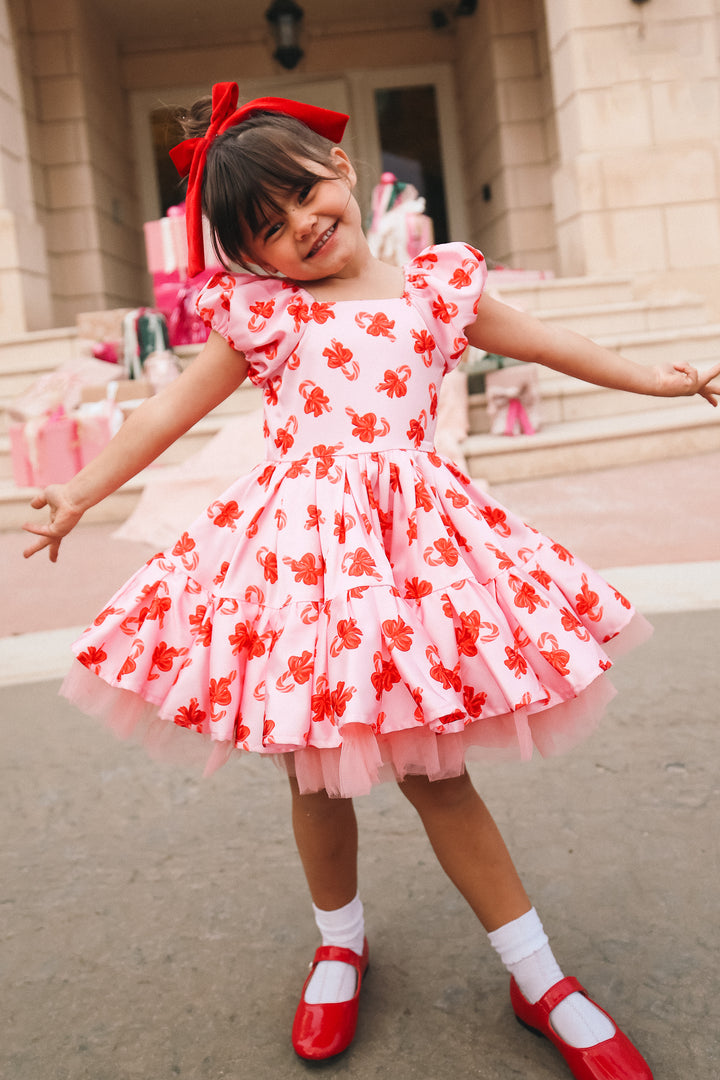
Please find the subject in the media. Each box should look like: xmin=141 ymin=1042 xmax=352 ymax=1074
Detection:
xmin=488 ymin=908 xmax=616 ymax=1049
xmin=303 ymin=893 xmax=365 ymax=1005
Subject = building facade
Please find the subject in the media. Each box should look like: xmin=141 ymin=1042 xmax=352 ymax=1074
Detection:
xmin=2 ymin=0 xmax=719 ymax=338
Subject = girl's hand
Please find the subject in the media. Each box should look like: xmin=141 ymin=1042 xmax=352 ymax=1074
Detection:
xmin=22 ymin=485 xmax=85 ymax=562
xmin=655 ymin=360 xmax=720 ymax=405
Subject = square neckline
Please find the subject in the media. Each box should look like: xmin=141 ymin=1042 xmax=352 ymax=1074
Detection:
xmin=295 ymin=262 xmax=411 ymax=306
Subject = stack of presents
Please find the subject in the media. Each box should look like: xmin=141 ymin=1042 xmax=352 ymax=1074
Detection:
xmin=8 ymin=205 xmax=222 ymax=489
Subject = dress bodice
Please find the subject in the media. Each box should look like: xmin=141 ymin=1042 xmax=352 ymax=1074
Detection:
xmin=197 ymin=243 xmax=487 ymax=461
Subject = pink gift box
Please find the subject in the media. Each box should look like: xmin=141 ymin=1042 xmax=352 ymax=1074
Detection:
xmin=9 ymin=405 xmax=120 ymax=487
xmin=144 ymin=212 xmax=189 ymax=276
xmin=144 ymin=206 xmax=223 ymax=346
xmin=485 ymin=365 xmax=541 ymax=436
xmin=10 ymin=411 xmax=81 ymax=487
xmin=144 ymin=205 xmax=223 ymax=276
xmin=75 ymin=413 xmax=114 ymax=468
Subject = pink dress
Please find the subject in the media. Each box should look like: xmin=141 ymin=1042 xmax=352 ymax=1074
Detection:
xmin=62 ymin=244 xmax=650 ymax=797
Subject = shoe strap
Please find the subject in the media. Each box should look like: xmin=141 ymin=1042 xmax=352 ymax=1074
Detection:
xmin=311 ymin=943 xmax=365 ymax=971
xmin=535 ymin=975 xmax=586 ymax=1017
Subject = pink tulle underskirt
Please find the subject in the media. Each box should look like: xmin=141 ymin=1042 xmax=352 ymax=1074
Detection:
xmin=61 ymin=610 xmax=651 ymax=798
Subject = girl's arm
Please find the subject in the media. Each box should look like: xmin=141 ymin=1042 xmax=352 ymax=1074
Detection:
xmin=22 ymin=331 xmax=249 ymax=561
xmin=467 ymin=293 xmax=720 ymax=404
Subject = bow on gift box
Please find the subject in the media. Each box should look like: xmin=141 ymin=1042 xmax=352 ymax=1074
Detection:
xmin=485 ymin=368 xmax=540 ymax=437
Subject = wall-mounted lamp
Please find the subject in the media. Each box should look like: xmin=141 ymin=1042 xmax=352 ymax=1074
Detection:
xmin=431 ymin=0 xmax=478 ymax=30
xmin=266 ymin=0 xmax=304 ymax=70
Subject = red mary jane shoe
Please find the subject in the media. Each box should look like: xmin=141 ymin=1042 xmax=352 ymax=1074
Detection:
xmin=292 ymin=939 xmax=370 ymax=1060
xmin=510 ymin=976 xmax=654 ymax=1080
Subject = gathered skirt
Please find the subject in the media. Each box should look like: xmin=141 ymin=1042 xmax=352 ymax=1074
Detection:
xmin=62 ymin=448 xmax=652 ymax=796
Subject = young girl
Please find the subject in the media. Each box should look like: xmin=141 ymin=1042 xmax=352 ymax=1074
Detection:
xmin=24 ymin=83 xmax=719 ymax=1077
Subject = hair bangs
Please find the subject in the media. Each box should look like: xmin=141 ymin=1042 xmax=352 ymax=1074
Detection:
xmin=240 ymin=152 xmax=325 ymax=238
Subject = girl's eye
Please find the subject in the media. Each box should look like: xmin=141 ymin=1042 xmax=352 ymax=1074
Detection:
xmin=297 ymin=182 xmax=316 ymax=204
xmin=265 ymin=221 xmax=282 ymax=240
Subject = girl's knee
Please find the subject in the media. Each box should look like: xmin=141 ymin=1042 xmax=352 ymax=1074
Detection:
xmin=397 ymin=770 xmax=476 ymax=812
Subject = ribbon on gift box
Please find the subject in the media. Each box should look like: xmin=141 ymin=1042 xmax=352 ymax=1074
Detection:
xmin=485 ymin=365 xmax=541 ymax=437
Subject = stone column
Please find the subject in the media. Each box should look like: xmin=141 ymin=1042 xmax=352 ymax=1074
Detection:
xmin=456 ymin=0 xmax=559 ymax=271
xmin=0 ymin=0 xmax=52 ymax=335
xmin=26 ymin=0 xmax=145 ymax=328
xmin=545 ymin=0 xmax=720 ymax=284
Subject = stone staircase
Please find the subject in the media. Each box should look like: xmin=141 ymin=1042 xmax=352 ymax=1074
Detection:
xmin=1 ymin=272 xmax=719 ymax=530
xmin=463 ymin=272 xmax=720 ymax=481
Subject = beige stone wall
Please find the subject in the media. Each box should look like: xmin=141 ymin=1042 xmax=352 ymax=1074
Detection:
xmin=455 ymin=0 xmax=558 ymax=272
xmin=0 ymin=0 xmax=52 ymax=335
xmin=5 ymin=0 xmax=719 ymax=337
xmin=26 ymin=0 xmax=145 ymax=329
xmin=546 ymin=0 xmax=720 ymax=284
xmin=120 ymin=23 xmax=452 ymax=92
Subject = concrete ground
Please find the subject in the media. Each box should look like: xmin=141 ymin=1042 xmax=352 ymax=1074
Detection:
xmin=1 ymin=452 xmax=719 ymax=1079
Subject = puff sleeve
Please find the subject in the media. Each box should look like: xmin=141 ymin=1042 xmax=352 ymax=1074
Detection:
xmin=196 ymin=273 xmax=306 ymax=385
xmin=404 ymin=243 xmax=487 ymax=371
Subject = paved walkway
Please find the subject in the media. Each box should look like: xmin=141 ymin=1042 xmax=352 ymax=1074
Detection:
xmin=2 ymin=452 xmax=719 ymax=1079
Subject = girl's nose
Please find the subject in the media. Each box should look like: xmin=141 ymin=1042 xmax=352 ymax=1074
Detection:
xmin=290 ymin=205 xmax=317 ymax=238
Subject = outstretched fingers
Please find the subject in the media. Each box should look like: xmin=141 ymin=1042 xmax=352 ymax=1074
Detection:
xmin=671 ymin=360 xmax=720 ymax=406
xmin=22 ymin=485 xmax=84 ymax=561
xmin=697 ymin=360 xmax=720 ymax=406
xmin=22 ymin=526 xmax=62 ymax=562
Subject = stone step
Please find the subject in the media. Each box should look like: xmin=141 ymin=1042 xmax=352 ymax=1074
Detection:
xmin=533 ymin=323 xmax=720 ymax=386
xmin=531 ymin=296 xmax=707 ymax=338
xmin=469 ymin=357 xmax=718 ymax=432
xmin=470 ymin=379 xmax=691 ymax=434
xmin=488 ymin=272 xmax=635 ymax=311
xmin=593 ymin=322 xmax=720 ymax=367
xmin=463 ymin=402 xmax=720 ymax=483
xmin=0 ymin=336 xmax=205 ymax=420
xmin=0 ymin=326 xmax=78 ymax=369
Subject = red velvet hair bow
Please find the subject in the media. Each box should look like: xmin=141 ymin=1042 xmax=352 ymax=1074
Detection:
xmin=170 ymin=81 xmax=349 ymax=277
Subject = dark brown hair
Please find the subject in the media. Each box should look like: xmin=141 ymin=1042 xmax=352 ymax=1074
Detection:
xmin=179 ymin=98 xmax=342 ymax=270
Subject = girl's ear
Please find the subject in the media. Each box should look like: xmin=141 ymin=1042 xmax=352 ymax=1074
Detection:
xmin=330 ymin=147 xmax=357 ymax=190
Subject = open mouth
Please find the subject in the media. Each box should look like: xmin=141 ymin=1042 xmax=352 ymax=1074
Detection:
xmin=307 ymin=223 xmax=337 ymax=258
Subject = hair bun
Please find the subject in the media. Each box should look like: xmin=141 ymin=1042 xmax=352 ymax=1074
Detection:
xmin=179 ymin=96 xmax=214 ymax=140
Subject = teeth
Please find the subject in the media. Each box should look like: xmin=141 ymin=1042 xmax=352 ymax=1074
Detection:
xmin=310 ymin=224 xmax=335 ymax=256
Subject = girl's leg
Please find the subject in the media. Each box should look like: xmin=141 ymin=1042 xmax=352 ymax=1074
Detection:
xmin=397 ymin=769 xmax=530 ymax=931
xmin=398 ymin=771 xmax=618 ymax=1052
xmin=289 ymin=775 xmax=358 ymax=910
xmin=289 ymin=777 xmax=366 ymax=1009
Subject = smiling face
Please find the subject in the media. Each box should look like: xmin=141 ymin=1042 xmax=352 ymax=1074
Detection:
xmin=240 ymin=148 xmax=365 ymax=282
